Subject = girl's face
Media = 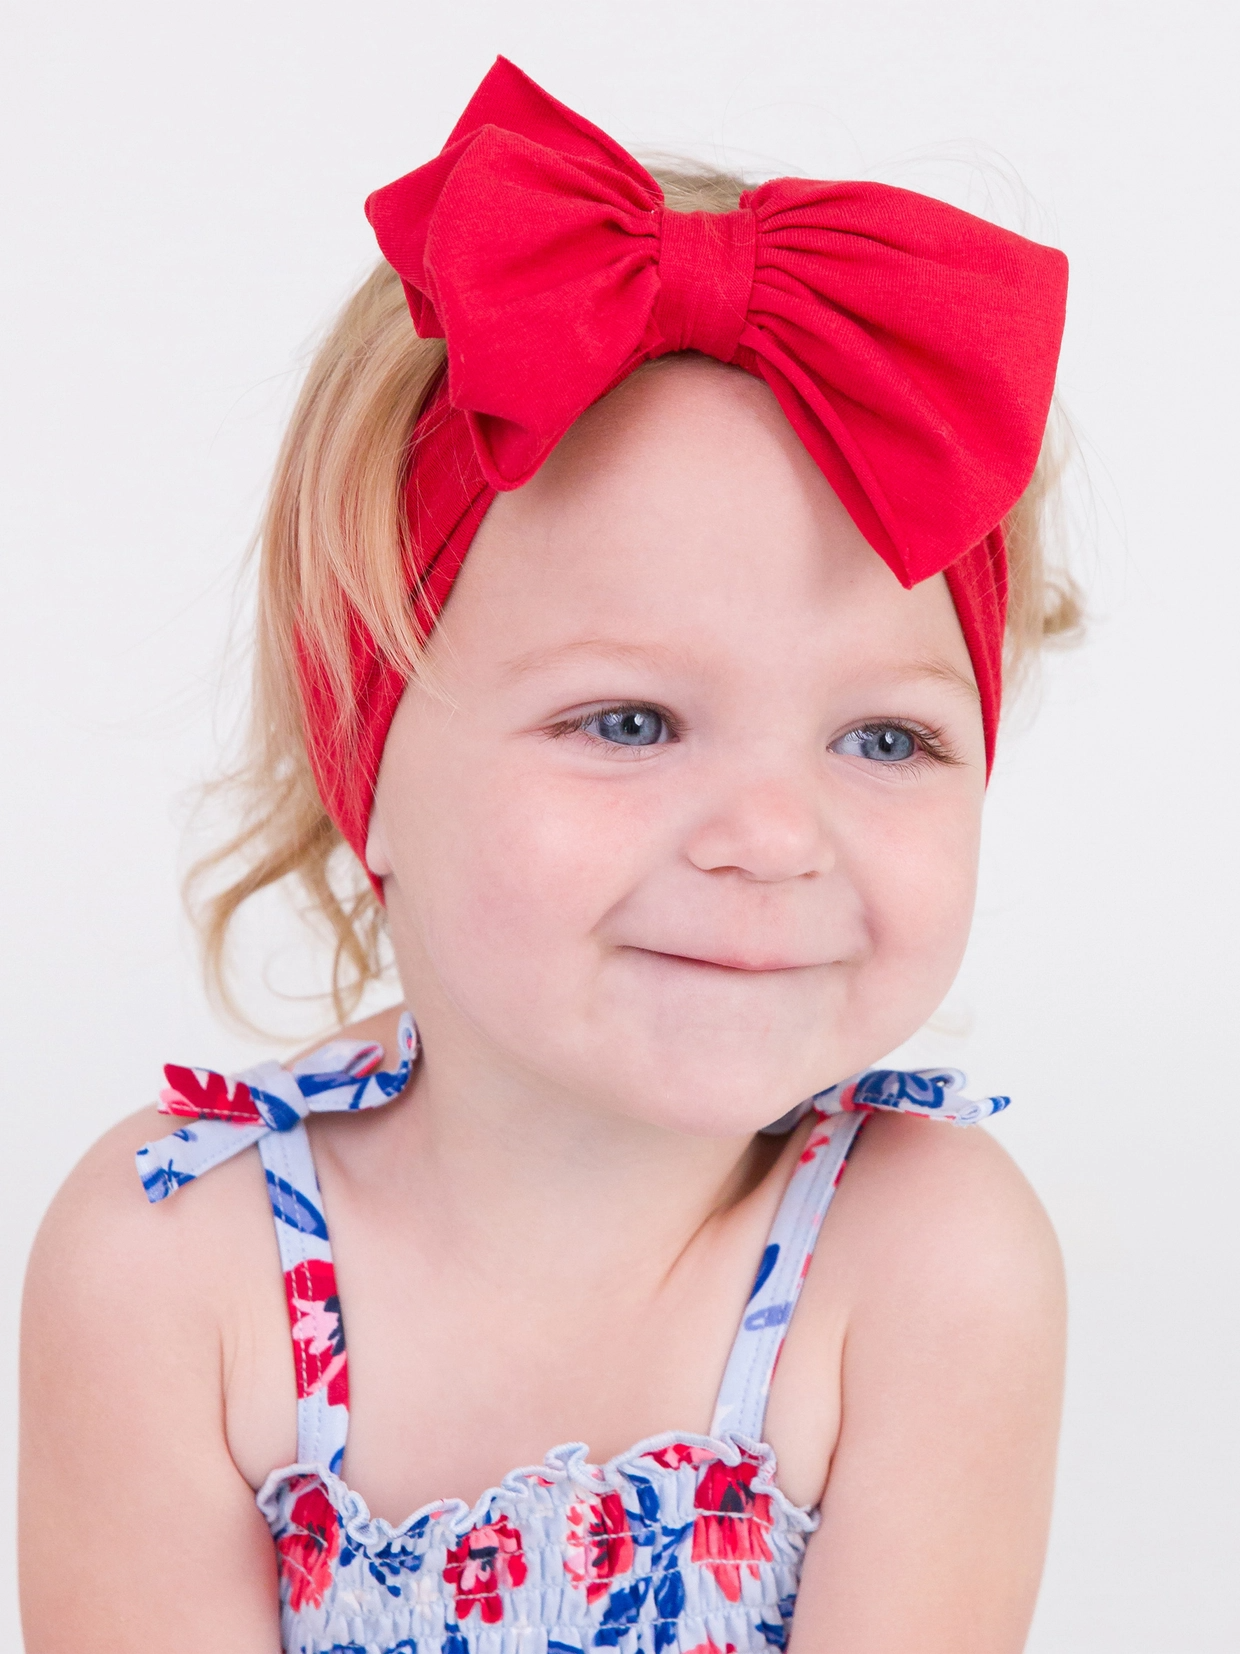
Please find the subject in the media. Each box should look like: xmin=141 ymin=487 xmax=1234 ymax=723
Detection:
xmin=368 ymin=358 xmax=987 ymax=1135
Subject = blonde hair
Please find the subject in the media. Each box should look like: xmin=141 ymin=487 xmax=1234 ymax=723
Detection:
xmin=188 ymin=165 xmax=1083 ymax=1029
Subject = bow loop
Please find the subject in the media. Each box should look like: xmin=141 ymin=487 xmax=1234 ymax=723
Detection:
xmin=739 ymin=177 xmax=1067 ymax=584
xmin=366 ymin=61 xmax=668 ymax=492
xmin=160 ymin=1060 xmax=308 ymax=1132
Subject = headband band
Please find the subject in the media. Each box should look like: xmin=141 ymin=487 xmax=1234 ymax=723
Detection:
xmin=296 ymin=57 xmax=1068 ymax=889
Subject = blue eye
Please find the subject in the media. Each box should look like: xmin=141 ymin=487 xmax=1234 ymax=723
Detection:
xmin=587 ymin=707 xmax=668 ymax=747
xmin=833 ymin=724 xmax=919 ymax=763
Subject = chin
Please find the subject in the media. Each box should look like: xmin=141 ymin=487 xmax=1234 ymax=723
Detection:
xmin=568 ymin=977 xmax=946 ymax=1136
xmin=584 ymin=1035 xmax=858 ymax=1140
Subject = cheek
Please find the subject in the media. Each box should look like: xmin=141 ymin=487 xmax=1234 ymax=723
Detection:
xmin=393 ymin=744 xmax=658 ymax=1025
xmin=843 ymin=787 xmax=982 ymax=1020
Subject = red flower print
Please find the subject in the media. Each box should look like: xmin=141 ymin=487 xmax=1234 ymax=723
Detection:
xmin=798 ymin=1119 xmax=836 ymax=1165
xmin=284 ymin=1258 xmax=348 ymax=1407
xmin=643 ymin=1442 xmax=717 ymax=1472
xmin=444 ymin=1514 xmax=528 ymax=1623
xmin=681 ymin=1643 xmax=736 ymax=1654
xmin=564 ymin=1491 xmax=634 ymax=1602
xmin=160 ymin=1065 xmax=262 ymax=1124
xmin=691 ymin=1455 xmax=774 ymax=1602
xmin=276 ymin=1479 xmax=340 ymax=1612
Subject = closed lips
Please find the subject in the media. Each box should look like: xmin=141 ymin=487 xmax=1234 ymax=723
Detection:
xmin=629 ymin=947 xmax=823 ymax=973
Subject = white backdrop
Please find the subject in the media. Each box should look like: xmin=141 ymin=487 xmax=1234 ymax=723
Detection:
xmin=2 ymin=3 xmax=1237 ymax=1649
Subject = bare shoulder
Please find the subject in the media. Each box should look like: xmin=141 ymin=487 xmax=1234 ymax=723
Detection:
xmin=822 ymin=1110 xmax=1065 ymax=1326
xmin=784 ymin=1117 xmax=1066 ymax=1652
xmin=21 ymin=1106 xmax=286 ymax=1648
xmin=768 ymin=1112 xmax=1063 ymax=1505
xmin=25 ymin=1099 xmax=272 ymax=1330
xmin=21 ymin=1100 xmax=278 ymax=1464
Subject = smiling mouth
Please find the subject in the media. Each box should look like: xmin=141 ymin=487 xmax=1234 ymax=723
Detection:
xmin=631 ymin=947 xmax=818 ymax=974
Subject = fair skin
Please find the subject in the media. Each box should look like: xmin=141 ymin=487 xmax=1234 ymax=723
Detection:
xmin=21 ymin=358 xmax=1065 ymax=1653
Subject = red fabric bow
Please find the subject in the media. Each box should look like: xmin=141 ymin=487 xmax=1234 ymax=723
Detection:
xmin=297 ymin=57 xmax=1068 ymax=882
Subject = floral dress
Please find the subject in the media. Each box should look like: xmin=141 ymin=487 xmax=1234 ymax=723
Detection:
xmin=137 ymin=1016 xmax=1007 ymax=1654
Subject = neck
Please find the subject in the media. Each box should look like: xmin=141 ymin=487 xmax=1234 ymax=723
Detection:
xmin=353 ymin=999 xmax=777 ymax=1300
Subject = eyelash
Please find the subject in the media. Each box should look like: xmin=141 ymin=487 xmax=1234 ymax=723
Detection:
xmin=545 ymin=704 xmax=681 ymax=750
xmin=547 ymin=706 xmax=960 ymax=767
xmin=835 ymin=719 xmax=962 ymax=769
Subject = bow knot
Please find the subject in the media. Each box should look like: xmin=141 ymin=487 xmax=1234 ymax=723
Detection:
xmin=653 ymin=207 xmax=755 ymax=360
xmin=136 ymin=1015 xmax=418 ymax=1204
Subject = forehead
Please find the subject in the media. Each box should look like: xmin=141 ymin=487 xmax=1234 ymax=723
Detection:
xmin=443 ymin=357 xmax=970 ymax=676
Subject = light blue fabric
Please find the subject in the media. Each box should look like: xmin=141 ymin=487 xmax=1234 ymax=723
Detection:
xmin=138 ymin=1021 xmax=1007 ymax=1654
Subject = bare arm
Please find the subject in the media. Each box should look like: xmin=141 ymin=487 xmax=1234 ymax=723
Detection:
xmin=19 ymin=1111 xmax=284 ymax=1653
xmin=790 ymin=1116 xmax=1066 ymax=1654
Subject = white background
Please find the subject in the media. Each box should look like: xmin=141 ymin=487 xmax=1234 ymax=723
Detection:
xmin=2 ymin=3 xmax=1237 ymax=1649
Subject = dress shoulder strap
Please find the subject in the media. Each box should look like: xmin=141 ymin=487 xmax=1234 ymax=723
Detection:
xmin=709 ymin=1066 xmax=1011 ymax=1444
xmin=135 ymin=1015 xmax=419 ymax=1472
xmin=709 ymin=1109 xmax=865 ymax=1443
xmin=257 ymin=1122 xmax=350 ymax=1471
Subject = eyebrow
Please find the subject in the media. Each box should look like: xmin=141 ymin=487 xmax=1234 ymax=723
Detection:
xmin=504 ymin=639 xmax=980 ymax=699
xmin=899 ymin=658 xmax=982 ymax=703
xmin=500 ymin=638 xmax=684 ymax=680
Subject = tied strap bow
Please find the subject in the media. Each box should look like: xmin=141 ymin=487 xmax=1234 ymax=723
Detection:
xmin=761 ymin=1067 xmax=1010 ymax=1136
xmin=817 ymin=1068 xmax=1010 ymax=1126
xmin=135 ymin=1013 xmax=418 ymax=1204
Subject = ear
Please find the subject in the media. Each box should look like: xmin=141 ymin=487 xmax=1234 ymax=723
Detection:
xmin=364 ymin=805 xmax=394 ymax=878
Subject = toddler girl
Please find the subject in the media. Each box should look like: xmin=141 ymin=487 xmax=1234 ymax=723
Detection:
xmin=21 ymin=57 xmax=1073 ymax=1654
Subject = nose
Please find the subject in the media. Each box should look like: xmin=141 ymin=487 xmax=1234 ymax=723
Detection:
xmin=683 ymin=774 xmax=832 ymax=884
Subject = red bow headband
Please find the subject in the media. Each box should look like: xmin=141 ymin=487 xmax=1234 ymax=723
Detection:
xmin=296 ymin=57 xmax=1068 ymax=884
